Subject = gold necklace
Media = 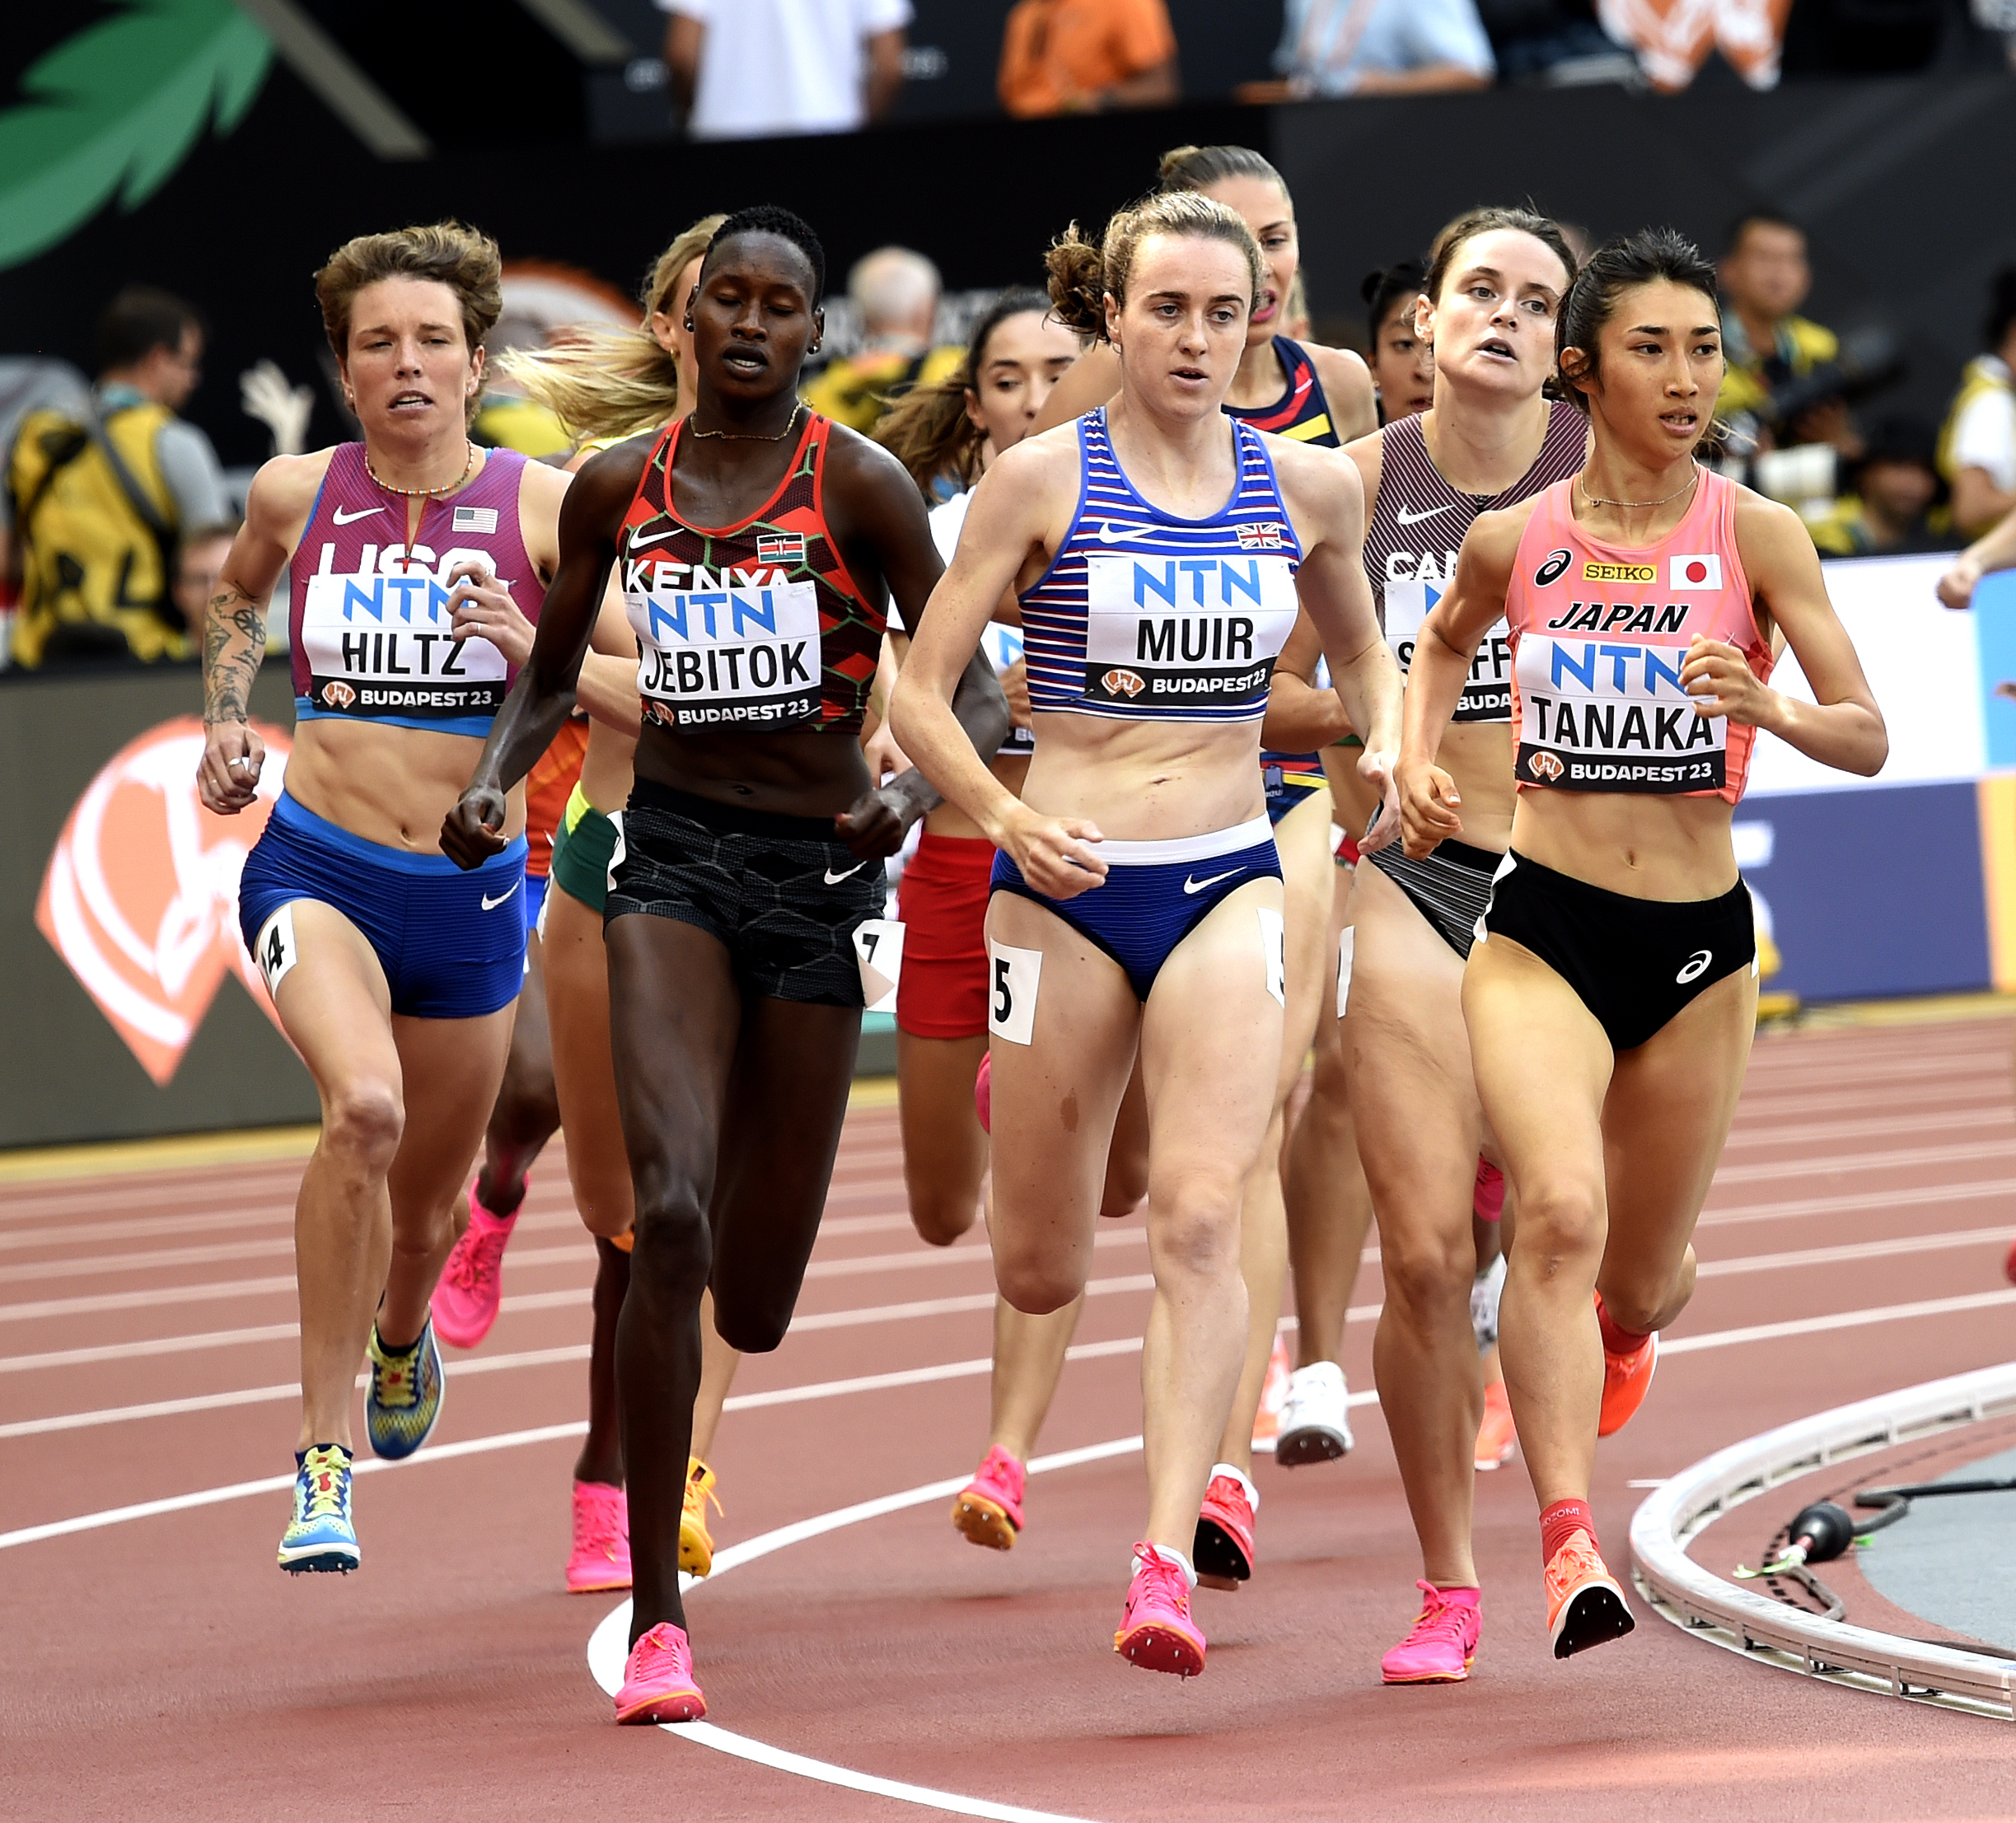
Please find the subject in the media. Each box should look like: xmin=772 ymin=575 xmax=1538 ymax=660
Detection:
xmin=1579 ymin=462 xmax=1700 ymax=510
xmin=688 ymin=402 xmax=804 ymax=443
xmin=364 ymin=439 xmax=477 ymax=498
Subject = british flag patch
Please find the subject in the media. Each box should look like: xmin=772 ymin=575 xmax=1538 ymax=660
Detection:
xmin=1237 ymin=521 xmax=1285 ymax=550
xmin=756 ymin=532 xmax=807 ymax=566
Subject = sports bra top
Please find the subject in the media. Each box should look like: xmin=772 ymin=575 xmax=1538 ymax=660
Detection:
xmin=618 ymin=410 xmax=884 ymax=736
xmin=290 ymin=443 xmax=542 ymax=736
xmin=1226 ymin=336 xmax=1339 ymax=447
xmin=1019 ymin=408 xmax=1303 ymax=723
xmin=1365 ymin=400 xmax=1587 ymax=725
xmin=1505 ymin=468 xmax=1771 ymax=803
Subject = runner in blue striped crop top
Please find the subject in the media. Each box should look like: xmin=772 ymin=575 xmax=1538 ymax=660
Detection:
xmin=1018 ymin=405 xmax=1303 ymax=722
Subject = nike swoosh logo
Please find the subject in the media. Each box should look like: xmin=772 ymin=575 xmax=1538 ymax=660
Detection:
xmin=1095 ymin=521 xmax=1161 ymax=545
xmin=1182 ymin=867 xmax=1244 ymax=895
xmin=1395 ymin=504 xmax=1454 ymax=526
xmin=332 ymin=505 xmax=385 ymax=525
xmin=628 ymin=526 xmax=684 ymax=551
xmin=480 ymin=881 xmax=522 ymax=910
xmin=823 ymin=862 xmax=866 ymax=884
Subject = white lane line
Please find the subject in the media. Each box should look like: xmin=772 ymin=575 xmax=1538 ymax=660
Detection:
xmin=1694 ymin=1225 xmax=2010 ymax=1277
xmin=0 ymin=1335 xmax=1158 ymax=1442
xmin=1698 ymin=1177 xmax=2016 ymax=1229
xmin=0 ymin=1419 xmax=589 ymax=1551
xmin=1662 ymin=1286 xmax=2016 ymax=1355
xmin=1719 ymin=1107 xmax=2015 ymax=1152
xmin=587 ymin=1437 xmax=1149 ymax=1823
xmin=1711 ymin=1137 xmax=2016 ymax=1185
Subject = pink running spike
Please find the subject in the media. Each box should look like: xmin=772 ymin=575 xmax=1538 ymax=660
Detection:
xmin=567 ymin=1479 xmax=632 ymax=1594
xmin=615 ymin=1621 xmax=706 ymax=1725
xmin=1381 ymin=1581 xmax=1480 ymax=1684
xmin=431 ymin=1183 xmax=517 ymax=1349
xmin=1115 ymin=1545 xmax=1205 ymax=1678
xmin=951 ymin=1445 xmax=1024 ymax=1550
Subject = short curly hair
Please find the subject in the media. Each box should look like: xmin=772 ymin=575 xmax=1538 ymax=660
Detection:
xmin=314 ymin=221 xmax=504 ymax=362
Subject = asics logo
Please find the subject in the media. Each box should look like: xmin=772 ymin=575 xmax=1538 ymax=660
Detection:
xmin=480 ymin=881 xmax=522 ymax=911
xmin=824 ymin=862 xmax=866 ymax=884
xmin=332 ymin=505 xmax=385 ymax=525
xmin=1676 ymin=949 xmax=1712 ymax=984
xmin=1182 ymin=867 xmax=1244 ymax=895
xmin=1095 ymin=521 xmax=1161 ymax=544
xmin=1395 ymin=504 xmax=1454 ymax=526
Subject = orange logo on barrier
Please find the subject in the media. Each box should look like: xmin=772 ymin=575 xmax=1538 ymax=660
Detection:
xmin=35 ymin=716 xmax=292 ymax=1086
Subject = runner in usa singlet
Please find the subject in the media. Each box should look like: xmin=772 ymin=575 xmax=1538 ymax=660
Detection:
xmin=290 ymin=442 xmax=545 ymax=733
xmin=1504 ymin=467 xmax=1771 ymax=801
xmin=616 ymin=409 xmax=883 ymax=734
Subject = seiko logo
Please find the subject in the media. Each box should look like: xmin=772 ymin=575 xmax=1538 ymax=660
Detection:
xmin=1527 ymin=751 xmax=1565 ymax=781
xmin=1101 ymin=668 xmax=1145 ymax=699
xmin=1584 ymin=560 xmax=1656 ymax=583
xmin=1533 ymin=548 xmax=1574 ymax=587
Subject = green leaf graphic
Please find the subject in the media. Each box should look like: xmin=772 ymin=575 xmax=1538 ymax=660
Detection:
xmin=0 ymin=0 xmax=272 ymax=272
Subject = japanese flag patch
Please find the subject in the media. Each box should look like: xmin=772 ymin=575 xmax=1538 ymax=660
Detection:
xmin=1669 ymin=554 xmax=1722 ymax=591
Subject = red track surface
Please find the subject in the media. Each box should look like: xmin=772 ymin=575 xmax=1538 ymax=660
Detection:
xmin=6 ymin=1014 xmax=2016 ymax=1819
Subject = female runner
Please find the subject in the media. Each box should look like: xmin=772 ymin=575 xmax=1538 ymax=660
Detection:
xmin=1275 ymin=207 xmax=1590 ymax=1682
xmin=873 ymin=288 xmax=1081 ymax=1243
xmin=443 ymin=206 xmax=1007 ymax=1723
xmin=439 ymin=214 xmax=747 ymax=1592
xmin=973 ymin=143 xmax=1380 ymax=1587
xmin=1401 ymin=227 xmax=1883 ymax=1658
xmin=1270 ymin=254 xmax=1431 ymax=1469
xmin=891 ymin=189 xmax=1401 ymax=1677
xmin=199 ymin=222 xmax=634 ymax=1573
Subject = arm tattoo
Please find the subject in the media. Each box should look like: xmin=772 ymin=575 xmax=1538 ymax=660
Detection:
xmin=203 ymin=585 xmax=268 ymax=726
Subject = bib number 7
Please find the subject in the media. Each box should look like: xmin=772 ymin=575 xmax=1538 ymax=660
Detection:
xmin=986 ymin=940 xmax=1042 ymax=1045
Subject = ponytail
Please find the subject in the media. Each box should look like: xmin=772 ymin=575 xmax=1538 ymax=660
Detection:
xmin=493 ymin=211 xmax=726 ymax=445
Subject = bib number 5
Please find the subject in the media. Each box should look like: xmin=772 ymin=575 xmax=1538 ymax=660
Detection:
xmin=987 ymin=940 xmax=1042 ymax=1045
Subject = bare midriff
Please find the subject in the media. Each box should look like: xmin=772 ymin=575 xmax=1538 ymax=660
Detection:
xmin=286 ymin=718 xmax=526 ymax=853
xmin=1510 ymin=788 xmax=1738 ymax=901
xmin=1017 ymin=713 xmax=1265 ymax=840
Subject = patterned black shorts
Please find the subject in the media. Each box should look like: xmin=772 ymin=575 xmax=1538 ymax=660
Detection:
xmin=606 ymin=778 xmax=885 ymax=1006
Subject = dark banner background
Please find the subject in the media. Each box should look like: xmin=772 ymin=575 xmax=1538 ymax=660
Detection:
xmin=0 ymin=661 xmax=318 ymax=1148
xmin=1 ymin=71 xmax=2010 ymax=471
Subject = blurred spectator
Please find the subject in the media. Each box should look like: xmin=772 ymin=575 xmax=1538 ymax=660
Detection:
xmin=1242 ymin=0 xmax=1495 ymax=100
xmin=998 ymin=0 xmax=1179 ymax=116
xmin=1595 ymin=0 xmax=1789 ymax=89
xmin=1477 ymin=0 xmax=1639 ymax=82
xmin=803 ymin=248 xmax=965 ymax=434
xmin=170 ymin=523 xmax=240 ymax=637
xmin=1807 ymin=417 xmax=1953 ymax=558
xmin=1715 ymin=211 xmax=1857 ymax=457
xmin=6 ymin=287 xmax=227 ymax=668
xmin=1939 ymin=267 xmax=2016 ymax=540
xmin=659 ymin=0 xmax=909 ymax=140
xmin=1361 ymin=259 xmax=1433 ymax=422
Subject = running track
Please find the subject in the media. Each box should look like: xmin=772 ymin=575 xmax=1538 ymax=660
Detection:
xmin=5 ymin=1013 xmax=2016 ymax=1820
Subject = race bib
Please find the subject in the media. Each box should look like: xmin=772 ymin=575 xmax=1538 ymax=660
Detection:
xmin=254 ymin=903 xmax=300 ymax=999
xmin=1385 ymin=578 xmax=1512 ymax=723
xmin=987 ymin=939 xmax=1042 ymax=1045
xmin=299 ymin=544 xmax=508 ymax=719
xmin=853 ymin=918 xmax=905 ymax=1012
xmin=1079 ymin=553 xmax=1297 ymax=711
xmin=625 ymin=561 xmax=822 ymax=730
xmin=1515 ymin=633 xmax=1724 ymax=793
xmin=1257 ymin=906 xmax=1286 ymax=1007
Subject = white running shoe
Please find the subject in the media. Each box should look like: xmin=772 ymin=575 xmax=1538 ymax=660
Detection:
xmin=1471 ymin=1253 xmax=1507 ymax=1354
xmin=1274 ymin=1361 xmax=1354 ymax=1466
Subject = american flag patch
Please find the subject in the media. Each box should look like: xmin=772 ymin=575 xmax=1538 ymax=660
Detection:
xmin=452 ymin=505 xmax=498 ymax=534
xmin=756 ymin=532 xmax=807 ymax=566
xmin=1237 ymin=521 xmax=1285 ymax=550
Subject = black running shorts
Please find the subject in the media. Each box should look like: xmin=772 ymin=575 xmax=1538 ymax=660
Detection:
xmin=606 ymin=778 xmax=885 ymax=1006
